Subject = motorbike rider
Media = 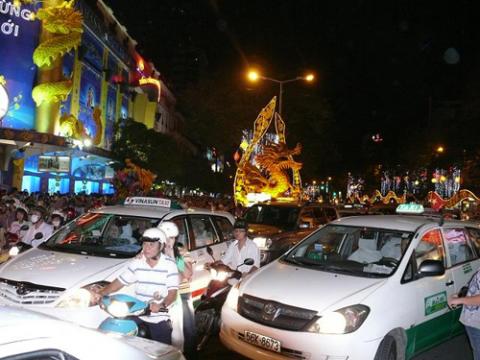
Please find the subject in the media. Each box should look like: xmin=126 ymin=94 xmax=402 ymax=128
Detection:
xmin=219 ymin=219 xmax=260 ymax=275
xmin=91 ymin=227 xmax=179 ymax=344
xmin=159 ymin=221 xmax=196 ymax=359
xmin=22 ymin=206 xmax=54 ymax=247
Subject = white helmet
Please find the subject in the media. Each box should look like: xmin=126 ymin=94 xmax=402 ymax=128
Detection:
xmin=158 ymin=221 xmax=179 ymax=238
xmin=51 ymin=210 xmax=66 ymax=221
xmin=142 ymin=227 xmax=167 ymax=244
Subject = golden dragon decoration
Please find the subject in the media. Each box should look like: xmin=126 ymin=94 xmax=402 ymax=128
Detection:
xmin=27 ymin=0 xmax=83 ymax=107
xmin=59 ymin=106 xmax=103 ymax=145
xmin=234 ymin=97 xmax=303 ymax=206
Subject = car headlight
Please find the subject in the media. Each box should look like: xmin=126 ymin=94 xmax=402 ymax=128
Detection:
xmin=253 ymin=237 xmax=273 ymax=249
xmin=57 ymin=281 xmax=110 ymax=308
xmin=225 ymin=283 xmax=240 ymax=311
xmin=307 ymin=305 xmax=369 ymax=334
xmin=210 ymin=268 xmax=230 ymax=281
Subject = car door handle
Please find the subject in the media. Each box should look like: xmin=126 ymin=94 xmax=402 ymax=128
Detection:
xmin=446 ymin=280 xmax=455 ymax=287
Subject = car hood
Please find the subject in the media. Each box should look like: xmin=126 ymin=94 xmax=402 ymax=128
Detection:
xmin=240 ymin=260 xmax=386 ymax=313
xmin=248 ymin=223 xmax=286 ymax=237
xmin=0 ymin=248 xmax=127 ymax=289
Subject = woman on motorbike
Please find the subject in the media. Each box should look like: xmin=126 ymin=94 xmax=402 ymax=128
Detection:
xmin=160 ymin=221 xmax=196 ymax=359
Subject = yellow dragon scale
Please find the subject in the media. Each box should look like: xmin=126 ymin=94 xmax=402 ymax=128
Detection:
xmin=32 ymin=80 xmax=72 ymax=106
xmin=33 ymin=32 xmax=82 ymax=68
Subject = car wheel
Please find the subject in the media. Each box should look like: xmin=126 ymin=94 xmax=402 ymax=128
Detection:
xmin=374 ymin=335 xmax=397 ymax=360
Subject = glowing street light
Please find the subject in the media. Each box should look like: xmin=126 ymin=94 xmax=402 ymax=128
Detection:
xmin=436 ymin=146 xmax=444 ymax=154
xmin=305 ymin=73 xmax=315 ymax=82
xmin=246 ymin=69 xmax=315 ymax=116
xmin=247 ymin=70 xmax=260 ymax=82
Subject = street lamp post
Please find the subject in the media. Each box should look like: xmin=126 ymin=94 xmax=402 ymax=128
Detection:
xmin=247 ymin=70 xmax=314 ymax=116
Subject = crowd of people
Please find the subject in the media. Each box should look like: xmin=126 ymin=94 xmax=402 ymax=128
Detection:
xmin=0 ymin=189 xmax=111 ymax=249
xmin=0 ymin=188 xmax=245 ymax=250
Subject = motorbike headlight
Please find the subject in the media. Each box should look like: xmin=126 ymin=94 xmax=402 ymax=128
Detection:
xmin=210 ymin=268 xmax=230 ymax=281
xmin=225 ymin=283 xmax=240 ymax=311
xmin=57 ymin=281 xmax=110 ymax=308
xmin=107 ymin=300 xmax=130 ymax=318
xmin=307 ymin=305 xmax=369 ymax=334
xmin=253 ymin=237 xmax=272 ymax=249
xmin=8 ymin=246 xmax=19 ymax=257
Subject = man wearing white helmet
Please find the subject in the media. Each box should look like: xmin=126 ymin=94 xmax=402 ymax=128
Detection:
xmin=159 ymin=221 xmax=196 ymax=359
xmin=92 ymin=227 xmax=179 ymax=344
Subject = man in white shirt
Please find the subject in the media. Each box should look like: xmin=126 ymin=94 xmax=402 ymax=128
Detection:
xmin=221 ymin=219 xmax=260 ymax=274
xmin=92 ymin=227 xmax=179 ymax=344
xmin=23 ymin=206 xmax=53 ymax=247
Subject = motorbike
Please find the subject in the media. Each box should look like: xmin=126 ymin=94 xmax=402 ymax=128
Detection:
xmin=195 ymin=246 xmax=254 ymax=351
xmin=98 ymin=293 xmax=167 ymax=339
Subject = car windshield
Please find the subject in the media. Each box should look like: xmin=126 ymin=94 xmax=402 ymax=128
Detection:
xmin=40 ymin=213 xmax=161 ymax=258
xmin=243 ymin=204 xmax=300 ymax=231
xmin=284 ymin=224 xmax=413 ymax=278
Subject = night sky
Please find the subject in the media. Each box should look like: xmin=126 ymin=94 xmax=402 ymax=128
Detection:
xmin=104 ymin=0 xmax=479 ymax=181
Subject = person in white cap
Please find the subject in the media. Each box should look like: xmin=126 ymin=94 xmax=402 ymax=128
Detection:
xmin=92 ymin=227 xmax=179 ymax=344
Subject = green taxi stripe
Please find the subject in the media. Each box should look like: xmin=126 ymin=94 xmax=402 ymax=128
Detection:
xmin=405 ymin=307 xmax=463 ymax=359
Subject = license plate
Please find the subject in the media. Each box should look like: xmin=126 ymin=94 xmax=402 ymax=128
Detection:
xmin=244 ymin=331 xmax=281 ymax=352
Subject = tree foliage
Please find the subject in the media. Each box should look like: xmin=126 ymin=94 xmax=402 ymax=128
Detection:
xmin=111 ymin=119 xmax=212 ymax=188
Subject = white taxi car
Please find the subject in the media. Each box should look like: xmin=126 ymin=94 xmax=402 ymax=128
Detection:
xmin=220 ymin=204 xmax=480 ymax=360
xmin=0 ymin=197 xmax=234 ymax=329
xmin=0 ymin=306 xmax=184 ymax=359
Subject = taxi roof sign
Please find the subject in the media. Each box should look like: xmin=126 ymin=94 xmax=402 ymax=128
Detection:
xmin=124 ymin=197 xmax=171 ymax=208
xmin=396 ymin=203 xmax=424 ymax=214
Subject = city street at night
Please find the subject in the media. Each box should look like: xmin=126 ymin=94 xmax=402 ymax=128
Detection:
xmin=2 ymin=0 xmax=480 ymax=359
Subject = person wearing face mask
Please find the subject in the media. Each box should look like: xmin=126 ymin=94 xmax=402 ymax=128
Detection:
xmin=50 ymin=210 xmax=66 ymax=231
xmin=23 ymin=206 xmax=54 ymax=247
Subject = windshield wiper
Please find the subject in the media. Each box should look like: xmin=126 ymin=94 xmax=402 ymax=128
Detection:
xmin=283 ymin=257 xmax=305 ymax=266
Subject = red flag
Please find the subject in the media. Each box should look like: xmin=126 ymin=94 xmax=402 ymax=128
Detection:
xmin=428 ymin=192 xmax=446 ymax=211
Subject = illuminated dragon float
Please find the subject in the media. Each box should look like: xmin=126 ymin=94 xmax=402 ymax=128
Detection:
xmin=234 ymin=97 xmax=303 ymax=206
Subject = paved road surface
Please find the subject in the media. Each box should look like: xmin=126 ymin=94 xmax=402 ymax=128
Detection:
xmin=202 ymin=333 xmax=472 ymax=360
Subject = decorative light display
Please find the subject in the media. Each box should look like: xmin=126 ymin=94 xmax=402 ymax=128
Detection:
xmin=234 ymin=97 xmax=303 ymax=206
xmin=29 ymin=0 xmax=83 ymax=107
xmin=113 ymin=158 xmax=156 ymax=199
xmin=428 ymin=189 xmax=479 ymax=211
xmin=138 ymin=77 xmax=161 ymax=102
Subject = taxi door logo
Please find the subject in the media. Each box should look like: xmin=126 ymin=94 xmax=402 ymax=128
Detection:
xmin=424 ymin=291 xmax=447 ymax=316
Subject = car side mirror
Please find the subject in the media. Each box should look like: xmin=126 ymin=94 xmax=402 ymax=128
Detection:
xmin=20 ymin=224 xmax=29 ymax=231
xmin=243 ymin=258 xmax=254 ymax=266
xmin=34 ymin=232 xmax=44 ymax=240
xmin=418 ymin=259 xmax=445 ymax=277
